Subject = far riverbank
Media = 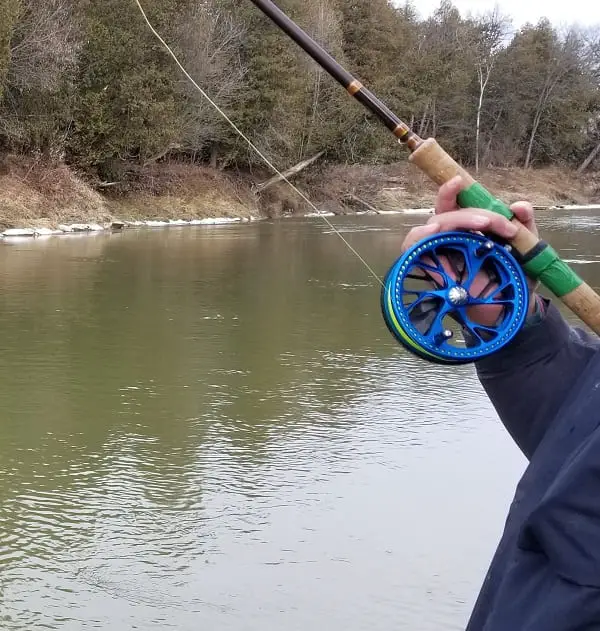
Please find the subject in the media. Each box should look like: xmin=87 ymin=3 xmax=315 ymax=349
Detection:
xmin=0 ymin=155 xmax=598 ymax=234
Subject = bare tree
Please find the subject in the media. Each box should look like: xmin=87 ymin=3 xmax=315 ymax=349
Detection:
xmin=173 ymin=0 xmax=247 ymax=165
xmin=524 ymin=27 xmax=585 ymax=168
xmin=296 ymin=0 xmax=343 ymax=160
xmin=414 ymin=1 xmax=481 ymax=156
xmin=0 ymin=0 xmax=81 ymax=157
xmin=0 ymin=0 xmax=20 ymax=98
xmin=576 ymin=27 xmax=600 ymax=173
xmin=8 ymin=0 xmax=80 ymax=92
xmin=582 ymin=25 xmax=600 ymax=81
xmin=472 ymin=8 xmax=511 ymax=173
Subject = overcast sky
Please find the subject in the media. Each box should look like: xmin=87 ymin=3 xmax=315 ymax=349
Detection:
xmin=405 ymin=0 xmax=600 ymax=29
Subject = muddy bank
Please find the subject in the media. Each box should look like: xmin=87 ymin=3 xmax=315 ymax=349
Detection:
xmin=0 ymin=158 xmax=259 ymax=231
xmin=294 ymin=162 xmax=600 ymax=215
xmin=0 ymin=156 xmax=598 ymax=232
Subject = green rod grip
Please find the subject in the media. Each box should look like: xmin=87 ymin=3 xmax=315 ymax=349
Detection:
xmin=458 ymin=182 xmax=514 ymax=220
xmin=457 ymin=182 xmax=583 ymax=297
xmin=522 ymin=244 xmax=583 ymax=297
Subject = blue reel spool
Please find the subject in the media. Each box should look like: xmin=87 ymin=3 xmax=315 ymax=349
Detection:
xmin=381 ymin=231 xmax=530 ymax=364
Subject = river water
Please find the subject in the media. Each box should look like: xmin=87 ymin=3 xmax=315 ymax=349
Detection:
xmin=1 ymin=209 xmax=599 ymax=630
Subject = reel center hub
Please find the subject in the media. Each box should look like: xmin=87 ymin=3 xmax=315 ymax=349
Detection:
xmin=447 ymin=286 xmax=469 ymax=306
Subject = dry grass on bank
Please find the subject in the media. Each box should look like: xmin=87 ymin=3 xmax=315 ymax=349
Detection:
xmin=0 ymin=156 xmax=113 ymax=230
xmin=291 ymin=162 xmax=600 ymax=216
xmin=0 ymin=158 xmax=260 ymax=229
xmin=0 ymin=154 xmax=597 ymax=230
xmin=104 ymin=162 xmax=259 ymax=221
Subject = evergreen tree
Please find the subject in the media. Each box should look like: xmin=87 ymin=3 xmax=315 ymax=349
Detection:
xmin=67 ymin=0 xmax=188 ymax=178
xmin=0 ymin=0 xmax=597 ymax=173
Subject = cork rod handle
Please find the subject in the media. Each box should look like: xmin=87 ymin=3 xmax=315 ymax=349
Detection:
xmin=409 ymin=138 xmax=600 ymax=335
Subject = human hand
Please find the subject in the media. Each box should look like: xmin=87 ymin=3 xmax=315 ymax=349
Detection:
xmin=431 ymin=175 xmax=538 ymax=238
xmin=401 ymin=176 xmax=538 ymax=326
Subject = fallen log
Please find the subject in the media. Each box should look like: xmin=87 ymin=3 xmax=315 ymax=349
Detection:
xmin=253 ymin=151 xmax=325 ymax=193
xmin=343 ymin=193 xmax=381 ymax=214
xmin=578 ymin=141 xmax=600 ymax=174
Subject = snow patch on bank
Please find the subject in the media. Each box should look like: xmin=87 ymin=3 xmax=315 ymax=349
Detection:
xmin=0 ymin=216 xmax=261 ymax=239
xmin=302 ymin=208 xmax=435 ymax=217
xmin=546 ymin=204 xmax=600 ymax=211
xmin=3 ymin=203 xmax=599 ymax=240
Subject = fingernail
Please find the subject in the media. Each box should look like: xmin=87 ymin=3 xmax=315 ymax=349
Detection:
xmin=504 ymin=222 xmax=518 ymax=237
xmin=424 ymin=222 xmax=440 ymax=233
xmin=511 ymin=201 xmax=532 ymax=211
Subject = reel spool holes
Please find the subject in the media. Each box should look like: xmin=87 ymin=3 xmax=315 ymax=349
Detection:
xmin=381 ymin=231 xmax=530 ymax=364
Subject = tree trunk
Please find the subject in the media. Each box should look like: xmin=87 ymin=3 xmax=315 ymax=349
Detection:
xmin=143 ymin=143 xmax=182 ymax=167
xmin=302 ymin=0 xmax=325 ymax=159
xmin=525 ymin=86 xmax=549 ymax=168
xmin=525 ymin=71 xmax=562 ymax=168
xmin=475 ymin=64 xmax=491 ymax=175
xmin=482 ymin=109 xmax=504 ymax=166
xmin=418 ymin=100 xmax=430 ymax=138
xmin=577 ymin=141 xmax=600 ymax=174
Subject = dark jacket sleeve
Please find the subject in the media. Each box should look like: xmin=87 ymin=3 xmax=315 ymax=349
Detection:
xmin=478 ymin=426 xmax=600 ymax=631
xmin=475 ymin=298 xmax=600 ymax=460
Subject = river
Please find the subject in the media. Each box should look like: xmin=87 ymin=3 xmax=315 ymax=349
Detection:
xmin=1 ymin=209 xmax=598 ymax=630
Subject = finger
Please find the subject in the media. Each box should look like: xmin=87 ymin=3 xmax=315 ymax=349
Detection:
xmin=401 ymin=222 xmax=440 ymax=252
xmin=402 ymin=208 xmax=518 ymax=253
xmin=435 ymin=176 xmax=466 ymax=215
xmin=430 ymin=208 xmax=518 ymax=240
xmin=510 ymin=201 xmax=537 ymax=235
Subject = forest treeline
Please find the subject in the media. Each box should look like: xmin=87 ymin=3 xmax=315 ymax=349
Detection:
xmin=1 ymin=0 xmax=599 ymax=187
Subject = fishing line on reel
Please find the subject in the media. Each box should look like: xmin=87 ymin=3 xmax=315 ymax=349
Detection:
xmin=381 ymin=231 xmax=529 ymax=363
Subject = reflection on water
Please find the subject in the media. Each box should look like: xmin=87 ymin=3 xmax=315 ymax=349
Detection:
xmin=0 ymin=210 xmax=598 ymax=630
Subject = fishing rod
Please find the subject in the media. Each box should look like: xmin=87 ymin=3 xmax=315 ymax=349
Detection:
xmin=249 ymin=0 xmax=600 ymax=363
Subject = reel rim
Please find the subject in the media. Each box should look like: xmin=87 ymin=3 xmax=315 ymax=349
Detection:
xmin=381 ymin=230 xmax=530 ymax=365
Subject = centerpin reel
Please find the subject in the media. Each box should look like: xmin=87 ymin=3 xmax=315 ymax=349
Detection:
xmin=381 ymin=230 xmax=530 ymax=364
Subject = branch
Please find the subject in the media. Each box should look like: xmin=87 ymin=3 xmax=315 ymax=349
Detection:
xmin=252 ymin=151 xmax=325 ymax=193
xmin=142 ymin=143 xmax=182 ymax=167
xmin=578 ymin=141 xmax=600 ymax=173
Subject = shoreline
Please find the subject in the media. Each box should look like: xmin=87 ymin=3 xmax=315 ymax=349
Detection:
xmin=0 ymin=216 xmax=261 ymax=240
xmin=0 ymin=157 xmax=598 ymax=240
xmin=3 ymin=203 xmax=600 ymax=242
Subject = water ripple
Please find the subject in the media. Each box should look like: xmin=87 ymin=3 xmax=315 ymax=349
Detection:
xmin=0 ymin=215 xmax=546 ymax=630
